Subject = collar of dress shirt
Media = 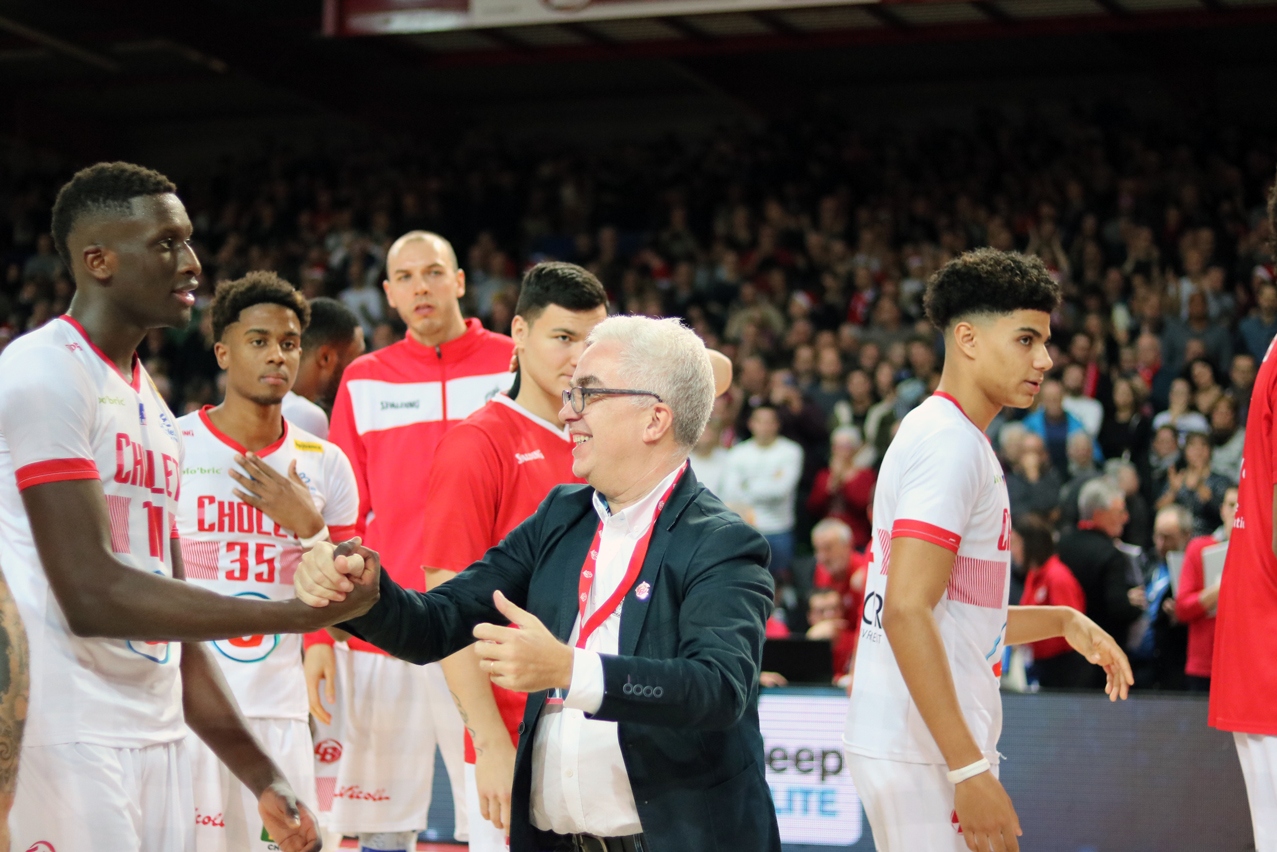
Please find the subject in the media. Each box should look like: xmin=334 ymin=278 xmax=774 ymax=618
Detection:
xmin=591 ymin=462 xmax=685 ymax=536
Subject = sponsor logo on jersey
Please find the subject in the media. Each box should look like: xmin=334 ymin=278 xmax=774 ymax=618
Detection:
xmin=380 ymin=400 xmax=420 ymax=411
xmin=195 ymin=808 xmax=226 ymax=828
xmin=158 ymin=408 xmax=179 ymax=441
xmin=99 ymin=395 xmax=127 ymax=406
xmin=515 ymin=449 xmax=545 ymax=465
xmin=26 ymin=842 xmax=57 ymax=852
xmin=334 ymin=784 xmax=392 ymax=801
xmin=315 ymin=738 xmax=344 ymax=763
xmin=293 ymin=439 xmax=323 ymax=453
xmin=182 ymin=466 xmax=224 ymax=477
xmin=65 ymin=342 xmax=83 ymax=353
xmin=212 ymin=592 xmax=281 ymax=663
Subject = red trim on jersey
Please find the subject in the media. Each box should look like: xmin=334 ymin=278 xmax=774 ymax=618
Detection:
xmin=329 ymin=525 xmax=359 ymax=543
xmin=891 ymin=519 xmax=962 ymax=553
xmin=198 ymin=407 xmax=290 ymax=458
xmin=15 ymin=457 xmax=100 ymax=491
xmin=58 ymin=314 xmax=142 ymax=391
xmin=933 ymin=391 xmax=979 ymax=426
xmin=304 ymin=630 xmax=336 ymax=649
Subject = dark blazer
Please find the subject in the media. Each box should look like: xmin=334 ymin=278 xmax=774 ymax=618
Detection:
xmin=340 ymin=467 xmax=782 ymax=852
xmin=1057 ymin=527 xmax=1144 ymax=651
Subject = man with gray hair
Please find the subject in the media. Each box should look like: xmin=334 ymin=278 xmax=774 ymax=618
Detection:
xmin=1058 ymin=477 xmax=1147 ymax=682
xmin=293 ymin=315 xmax=781 ymax=852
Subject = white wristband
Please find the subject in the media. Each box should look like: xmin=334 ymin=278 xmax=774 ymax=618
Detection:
xmin=946 ymin=758 xmax=991 ymax=784
xmin=298 ymin=525 xmax=330 ymax=549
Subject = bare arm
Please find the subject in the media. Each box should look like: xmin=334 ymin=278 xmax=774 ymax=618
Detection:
xmin=428 ymin=568 xmax=516 ymax=833
xmin=1007 ymin=606 xmax=1133 ymax=701
xmin=21 ymin=480 xmax=365 ymax=640
xmin=882 ymin=537 xmax=983 ymax=770
xmin=0 ymin=568 xmax=27 ymax=838
xmin=883 ymin=536 xmax=1021 ymax=852
xmin=1004 ymin=605 xmax=1073 ymax=646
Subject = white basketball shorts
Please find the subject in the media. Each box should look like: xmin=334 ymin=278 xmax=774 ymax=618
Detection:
xmin=11 ymin=739 xmax=194 ymax=852
xmin=329 ymin=653 xmax=467 ymax=837
xmin=846 ymin=751 xmax=1001 ymax=852
xmin=188 ymin=717 xmax=317 ymax=852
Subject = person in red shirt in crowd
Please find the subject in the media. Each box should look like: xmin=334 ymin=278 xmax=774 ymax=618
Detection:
xmin=1177 ymin=486 xmax=1237 ymax=693
xmin=421 ymin=262 xmax=608 ymax=850
xmin=1012 ymin=516 xmax=1090 ymax=689
xmin=806 ymin=589 xmax=856 ymax=683
xmin=808 ymin=518 xmax=867 ymax=681
xmin=306 ymin=231 xmax=515 ymax=852
xmin=1211 ymin=174 xmax=1277 ymax=852
xmin=807 ymin=425 xmax=877 ymax=549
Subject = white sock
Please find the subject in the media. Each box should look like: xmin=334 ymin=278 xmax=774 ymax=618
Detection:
xmin=358 ymin=830 xmax=419 ymax=851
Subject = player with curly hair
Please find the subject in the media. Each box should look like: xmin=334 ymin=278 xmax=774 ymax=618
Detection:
xmin=177 ymin=271 xmax=363 ymax=852
xmin=842 ymin=248 xmax=1134 ymax=852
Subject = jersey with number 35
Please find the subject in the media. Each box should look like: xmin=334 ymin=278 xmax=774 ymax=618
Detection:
xmin=0 ymin=316 xmax=185 ymax=748
xmin=175 ymin=407 xmax=358 ymax=720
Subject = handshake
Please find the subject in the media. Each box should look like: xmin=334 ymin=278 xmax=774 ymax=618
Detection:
xmin=292 ymin=537 xmax=383 ymax=616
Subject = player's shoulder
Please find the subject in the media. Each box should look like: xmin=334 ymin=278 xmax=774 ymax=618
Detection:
xmin=894 ymin=396 xmax=986 ymax=450
xmin=0 ymin=319 xmax=84 ymax=370
xmin=436 ymin=405 xmax=504 ymax=457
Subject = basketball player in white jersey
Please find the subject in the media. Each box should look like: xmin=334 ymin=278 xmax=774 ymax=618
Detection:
xmin=843 ymin=249 xmax=1134 ymax=852
xmin=176 ymin=272 xmax=360 ymax=851
xmin=0 ymin=162 xmax=374 ymax=852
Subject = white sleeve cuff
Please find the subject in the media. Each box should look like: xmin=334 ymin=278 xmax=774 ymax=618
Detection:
xmin=563 ymin=647 xmax=605 ymax=714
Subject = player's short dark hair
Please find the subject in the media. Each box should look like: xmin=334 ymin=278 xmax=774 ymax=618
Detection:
xmin=210 ymin=271 xmax=310 ymax=342
xmin=514 ymin=262 xmax=608 ymax=323
xmin=923 ymin=248 xmax=1061 ymax=331
xmin=301 ymin=297 xmax=360 ymax=351
xmin=51 ymin=162 xmax=177 ymax=269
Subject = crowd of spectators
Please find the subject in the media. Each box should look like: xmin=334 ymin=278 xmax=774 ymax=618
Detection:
xmin=3 ymin=106 xmax=1275 ymax=691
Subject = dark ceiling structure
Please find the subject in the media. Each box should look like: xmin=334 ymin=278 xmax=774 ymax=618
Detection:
xmin=2 ymin=0 xmax=1275 ymax=164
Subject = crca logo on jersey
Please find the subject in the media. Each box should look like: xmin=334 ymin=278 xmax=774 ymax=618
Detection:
xmin=315 ymin=738 xmax=343 ymax=764
xmin=26 ymin=843 xmax=57 ymax=852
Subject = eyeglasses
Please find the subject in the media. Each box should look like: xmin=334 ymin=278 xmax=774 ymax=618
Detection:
xmin=561 ymin=386 xmax=663 ymax=414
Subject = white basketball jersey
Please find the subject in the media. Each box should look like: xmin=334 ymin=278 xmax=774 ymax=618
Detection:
xmin=844 ymin=393 xmax=1012 ymax=765
xmin=0 ymin=316 xmax=185 ymax=747
xmin=175 ymin=408 xmax=358 ymax=720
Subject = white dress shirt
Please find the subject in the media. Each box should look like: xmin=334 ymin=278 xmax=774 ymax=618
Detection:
xmin=529 ymin=464 xmax=684 ymax=837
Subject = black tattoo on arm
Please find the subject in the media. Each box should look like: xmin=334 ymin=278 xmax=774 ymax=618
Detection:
xmin=0 ymin=570 xmax=28 ymax=811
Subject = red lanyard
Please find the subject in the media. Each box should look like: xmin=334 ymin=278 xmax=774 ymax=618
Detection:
xmin=574 ymin=463 xmax=686 ymax=649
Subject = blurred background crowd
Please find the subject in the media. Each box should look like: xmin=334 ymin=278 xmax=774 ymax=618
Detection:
xmin=2 ymin=104 xmax=1274 ymax=693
